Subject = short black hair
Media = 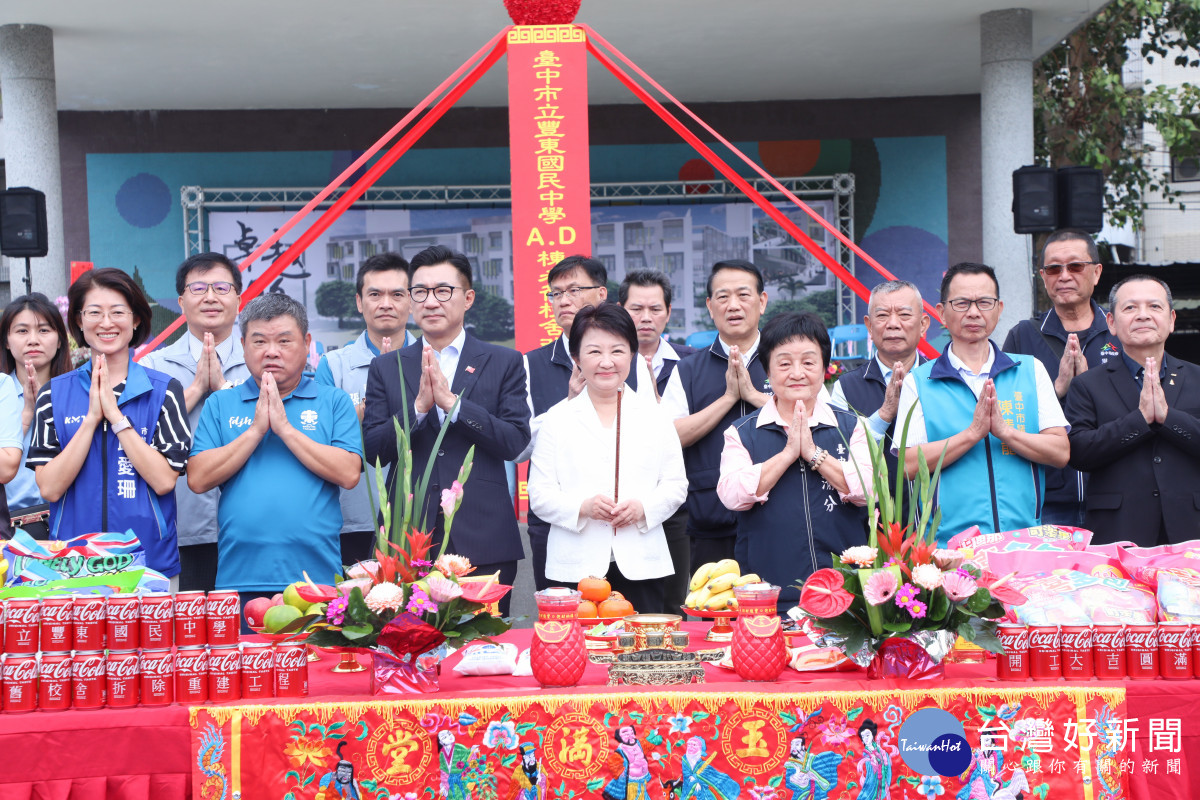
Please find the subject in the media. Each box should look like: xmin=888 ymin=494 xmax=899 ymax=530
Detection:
xmin=706 ymin=259 xmax=764 ymax=297
xmin=67 ymin=268 xmax=154 ymax=349
xmin=940 ymin=262 xmax=999 ymax=304
xmin=1108 ymin=274 xmax=1174 ymax=311
xmin=1039 ymin=228 xmax=1100 ymax=268
xmin=567 ymin=304 xmax=639 ymax=362
xmin=619 ymin=269 xmax=672 ymax=307
xmin=409 ymin=244 xmax=472 ymax=288
xmin=760 ymin=311 xmax=831 ymax=370
xmin=356 ymin=252 xmax=410 ymax=296
xmin=175 ymin=252 xmax=242 ymax=296
xmin=548 ymin=255 xmax=607 ymax=288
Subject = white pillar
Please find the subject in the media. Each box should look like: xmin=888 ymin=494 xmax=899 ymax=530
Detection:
xmin=980 ymin=8 xmax=1034 ymax=339
xmin=0 ymin=24 xmax=66 ymax=301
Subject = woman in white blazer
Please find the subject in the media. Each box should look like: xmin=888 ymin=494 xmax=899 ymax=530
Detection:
xmin=528 ymin=304 xmax=687 ymax=614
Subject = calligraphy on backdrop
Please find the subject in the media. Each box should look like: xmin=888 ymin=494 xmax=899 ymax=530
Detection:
xmin=507 ymin=24 xmax=592 ymax=352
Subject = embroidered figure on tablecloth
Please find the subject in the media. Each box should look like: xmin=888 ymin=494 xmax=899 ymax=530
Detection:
xmin=504 ymin=742 xmax=546 ymax=800
xmin=437 ymin=729 xmax=479 ymax=799
xmin=315 ymin=740 xmax=361 ymax=799
xmin=854 ymin=718 xmax=898 ymax=800
xmin=604 ymin=725 xmax=654 ymax=800
xmin=783 ymin=734 xmax=842 ymax=800
xmin=679 ymin=736 xmax=740 ymax=799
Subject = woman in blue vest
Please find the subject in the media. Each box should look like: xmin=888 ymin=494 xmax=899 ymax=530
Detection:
xmin=717 ymin=312 xmax=871 ymax=602
xmin=0 ymin=293 xmax=75 ymax=537
xmin=28 ymin=268 xmax=191 ymax=582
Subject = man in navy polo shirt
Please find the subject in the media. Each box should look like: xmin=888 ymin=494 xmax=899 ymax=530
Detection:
xmin=189 ymin=293 xmax=362 ymax=598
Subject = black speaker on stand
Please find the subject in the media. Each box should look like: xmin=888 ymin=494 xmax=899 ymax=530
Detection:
xmin=1057 ymin=166 xmax=1105 ymax=233
xmin=1012 ymin=166 xmax=1059 ymax=234
xmin=0 ymin=187 xmax=49 ymax=295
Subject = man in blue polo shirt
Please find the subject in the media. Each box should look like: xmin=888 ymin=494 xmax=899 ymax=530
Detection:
xmin=189 ymin=293 xmax=362 ymax=599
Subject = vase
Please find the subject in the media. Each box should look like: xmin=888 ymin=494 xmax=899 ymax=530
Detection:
xmin=370 ymin=645 xmax=444 ymax=694
xmin=530 ymin=588 xmax=587 ymax=687
xmin=867 ymin=636 xmax=946 ymax=680
xmin=730 ymin=583 xmax=788 ymax=682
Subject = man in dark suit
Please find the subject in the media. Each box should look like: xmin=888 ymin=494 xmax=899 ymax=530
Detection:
xmin=364 ymin=245 xmax=530 ymax=612
xmin=620 ymin=269 xmax=696 ymax=611
xmin=1065 ymin=274 xmax=1200 ymax=546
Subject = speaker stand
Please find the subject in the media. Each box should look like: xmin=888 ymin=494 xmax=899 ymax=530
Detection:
xmin=22 ymin=257 xmax=31 ymax=295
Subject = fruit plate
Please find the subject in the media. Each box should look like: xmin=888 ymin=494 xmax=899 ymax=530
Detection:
xmin=248 ymin=626 xmax=321 ymax=661
xmin=678 ymin=606 xmax=738 ymax=619
xmin=678 ymin=606 xmax=736 ymax=642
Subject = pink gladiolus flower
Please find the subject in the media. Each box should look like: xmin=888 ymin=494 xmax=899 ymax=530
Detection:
xmin=440 ymin=481 xmax=464 ymax=517
xmin=425 ymin=571 xmax=464 ymax=603
xmin=932 ymin=549 xmax=964 ymax=571
xmin=863 ymin=570 xmax=900 ymax=606
xmin=941 ymin=571 xmax=979 ymax=602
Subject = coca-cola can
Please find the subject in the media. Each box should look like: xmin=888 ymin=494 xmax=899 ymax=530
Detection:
xmin=106 ymin=650 xmax=140 ymax=708
xmin=274 ymin=642 xmax=308 ymax=698
xmin=175 ymin=646 xmax=208 ymax=704
xmin=71 ymin=651 xmax=107 ymax=709
xmin=996 ymin=624 xmax=1030 ymax=680
xmin=38 ymin=652 xmax=72 ymax=711
xmin=73 ymin=596 xmax=107 ymax=651
xmin=242 ymin=642 xmax=275 ymax=699
xmin=1028 ymin=625 xmax=1061 ymax=679
xmin=208 ymin=645 xmax=242 ymax=703
xmin=4 ymin=598 xmax=40 ymax=654
xmin=140 ymin=649 xmax=175 ymax=706
xmin=3 ymin=653 xmax=37 ymax=712
xmin=1159 ymin=622 xmax=1193 ymax=680
xmin=106 ymin=593 xmax=141 ymax=651
xmin=39 ymin=596 xmax=74 ymax=652
xmin=206 ymin=591 xmax=240 ymax=647
xmin=1093 ymin=625 xmax=1127 ymax=680
xmin=1060 ymin=625 xmax=1095 ymax=680
xmin=174 ymin=591 xmax=207 ymax=647
xmin=140 ymin=592 xmax=174 ymax=649
xmin=1126 ymin=624 xmax=1160 ymax=680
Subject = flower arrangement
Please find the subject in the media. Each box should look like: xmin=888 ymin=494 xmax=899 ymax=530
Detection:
xmin=795 ymin=408 xmax=1024 ymax=672
xmin=823 ymin=360 xmax=845 ymax=386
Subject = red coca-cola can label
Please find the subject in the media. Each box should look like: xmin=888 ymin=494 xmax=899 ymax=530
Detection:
xmin=73 ymin=596 xmax=107 ymax=651
xmin=274 ymin=643 xmax=308 ymax=698
xmin=39 ymin=596 xmax=74 ymax=653
xmin=996 ymin=624 xmax=1030 ymax=680
xmin=1093 ymin=625 xmax=1127 ymax=680
xmin=38 ymin=653 xmax=72 ymax=712
xmin=4 ymin=598 xmax=40 ymax=654
xmin=174 ymin=591 xmax=207 ymax=647
xmin=208 ymin=645 xmax=242 ymax=703
xmin=1060 ymin=625 xmax=1094 ymax=680
xmin=140 ymin=649 xmax=175 ymax=706
xmin=1125 ymin=624 xmax=1159 ymax=680
xmin=105 ymin=650 xmax=140 ymax=708
xmin=242 ymin=642 xmax=275 ymax=700
xmin=106 ymin=593 xmax=141 ymax=651
xmin=206 ymin=591 xmax=241 ymax=647
xmin=175 ymin=646 xmax=209 ymax=704
xmin=1158 ymin=623 xmax=1193 ymax=680
xmin=3 ymin=654 xmax=37 ymax=712
xmin=71 ymin=651 xmax=107 ymax=709
xmin=140 ymin=592 xmax=174 ymax=649
xmin=1027 ymin=625 xmax=1061 ymax=680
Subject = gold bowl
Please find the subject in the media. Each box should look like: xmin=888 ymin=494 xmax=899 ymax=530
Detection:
xmin=623 ymin=613 xmax=682 ymax=650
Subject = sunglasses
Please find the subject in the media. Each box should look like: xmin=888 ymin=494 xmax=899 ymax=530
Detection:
xmin=1040 ymin=261 xmax=1098 ymax=276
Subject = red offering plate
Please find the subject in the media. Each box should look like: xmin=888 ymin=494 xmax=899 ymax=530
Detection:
xmin=679 ymin=605 xmax=737 ymax=642
xmin=249 ymin=626 xmax=321 ymax=662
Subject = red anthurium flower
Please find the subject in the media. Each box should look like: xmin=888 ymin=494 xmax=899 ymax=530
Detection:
xmin=459 ymin=582 xmax=513 ymax=605
xmin=977 ymin=569 xmax=1028 ymax=606
xmin=799 ymin=569 xmax=855 ymax=618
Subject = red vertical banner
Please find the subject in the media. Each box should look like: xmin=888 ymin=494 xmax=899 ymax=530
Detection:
xmin=507 ymin=25 xmax=592 ymax=354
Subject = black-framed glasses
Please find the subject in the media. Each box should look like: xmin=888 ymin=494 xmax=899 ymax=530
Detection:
xmin=410 ymin=286 xmax=459 ymax=303
xmin=946 ymin=297 xmax=999 ymax=312
xmin=545 ymin=285 xmax=602 ymax=302
xmin=1040 ymin=261 xmax=1098 ymax=276
xmin=186 ymin=281 xmax=235 ymax=296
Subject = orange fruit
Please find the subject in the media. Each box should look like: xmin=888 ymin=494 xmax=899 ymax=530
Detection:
xmin=577 ymin=599 xmax=599 ymax=619
xmin=598 ymin=594 xmax=635 ymax=618
xmin=578 ymin=576 xmax=612 ymax=604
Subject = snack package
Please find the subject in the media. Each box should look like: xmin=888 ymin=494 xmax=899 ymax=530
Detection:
xmin=453 ymin=642 xmax=519 ymax=676
xmin=1157 ymin=571 xmax=1200 ymax=623
xmin=1008 ymin=569 xmax=1155 ymax=626
xmin=949 ymin=524 xmax=1091 ymax=556
xmin=1117 ymin=542 xmax=1200 ymax=590
xmin=4 ymin=530 xmax=145 ymax=586
xmin=985 ymin=549 xmax=1129 ymax=582
xmin=513 ymin=648 xmax=532 ymax=677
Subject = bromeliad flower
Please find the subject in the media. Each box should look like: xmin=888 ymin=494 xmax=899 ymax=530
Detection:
xmin=666 ymin=712 xmax=692 ymax=734
xmin=863 ymin=569 xmax=900 ymax=606
xmin=906 ymin=600 xmax=928 ymax=619
xmin=895 ymin=582 xmax=919 ymax=608
xmin=482 ymin=720 xmax=518 ymax=749
xmin=912 ymin=564 xmax=944 ymax=591
xmin=840 ymin=545 xmax=879 ymax=568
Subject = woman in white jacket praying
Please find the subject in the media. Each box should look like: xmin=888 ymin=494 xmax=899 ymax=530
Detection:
xmin=528 ymin=303 xmax=687 ymax=613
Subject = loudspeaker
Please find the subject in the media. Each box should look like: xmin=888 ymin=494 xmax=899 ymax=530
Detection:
xmin=0 ymin=188 xmax=49 ymax=258
xmin=1057 ymin=166 xmax=1105 ymax=233
xmin=1012 ymin=167 xmax=1058 ymax=234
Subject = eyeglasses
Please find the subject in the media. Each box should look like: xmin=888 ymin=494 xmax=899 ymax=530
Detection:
xmin=945 ymin=297 xmax=999 ymax=312
xmin=545 ymin=286 xmax=602 ymax=302
xmin=410 ymin=286 xmax=459 ymax=303
xmin=1040 ymin=261 xmax=1098 ymax=276
xmin=81 ymin=308 xmax=131 ymax=322
xmin=186 ymin=281 xmax=235 ymax=296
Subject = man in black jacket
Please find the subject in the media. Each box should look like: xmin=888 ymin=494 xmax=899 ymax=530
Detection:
xmin=1003 ymin=229 xmax=1123 ymax=527
xmin=1065 ymin=275 xmax=1200 ymax=546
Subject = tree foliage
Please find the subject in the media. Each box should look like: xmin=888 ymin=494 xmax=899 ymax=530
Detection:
xmin=465 ymin=290 xmax=515 ymax=342
xmin=762 ymin=289 xmax=838 ymax=329
xmin=315 ymin=280 xmax=360 ymax=324
xmin=1034 ymin=0 xmax=1200 ymax=227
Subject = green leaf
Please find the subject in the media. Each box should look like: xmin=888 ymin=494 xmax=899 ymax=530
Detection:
xmin=516 ymin=722 xmax=536 ymax=735
xmin=967 ymin=588 xmax=991 ymax=614
xmin=301 ymin=774 xmax=315 ymax=787
xmin=930 ymin=590 xmax=950 ymax=622
xmin=646 ymin=730 xmax=664 ymax=746
xmin=780 ymin=711 xmax=797 ymax=726
xmin=586 ymin=778 xmax=605 ymax=792
xmin=847 ymin=707 xmax=863 ymax=721
xmin=285 ymin=770 xmax=301 ymax=782
xmin=881 ymin=620 xmax=913 ymax=633
xmin=769 ymin=775 xmax=784 ymax=788
xmin=501 ymin=754 xmax=517 ymax=768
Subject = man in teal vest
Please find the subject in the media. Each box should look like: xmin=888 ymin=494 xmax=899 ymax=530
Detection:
xmin=894 ymin=263 xmax=1070 ymax=544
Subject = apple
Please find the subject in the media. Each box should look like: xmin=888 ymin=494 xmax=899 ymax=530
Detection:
xmin=244 ymin=597 xmax=273 ymax=629
xmin=263 ymin=604 xmax=303 ymax=633
xmin=270 ymin=594 xmax=284 ymax=606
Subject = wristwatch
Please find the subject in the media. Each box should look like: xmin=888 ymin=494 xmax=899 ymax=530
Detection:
xmin=111 ymin=416 xmax=133 ymax=435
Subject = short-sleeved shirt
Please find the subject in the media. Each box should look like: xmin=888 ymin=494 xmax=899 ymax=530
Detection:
xmin=6 ymin=371 xmax=45 ymax=510
xmin=190 ymin=374 xmax=363 ymax=591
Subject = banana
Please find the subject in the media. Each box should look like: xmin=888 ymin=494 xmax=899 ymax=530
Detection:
xmin=683 ymin=589 xmax=699 ymax=608
xmin=704 ymin=590 xmax=735 ymax=611
xmin=688 ymin=585 xmax=713 ymax=609
xmin=689 ymin=562 xmax=718 ymax=592
xmin=710 ymin=559 xmax=741 ymax=580
xmin=706 ymin=572 xmax=739 ymax=594
xmin=733 ymin=573 xmax=762 ymax=587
